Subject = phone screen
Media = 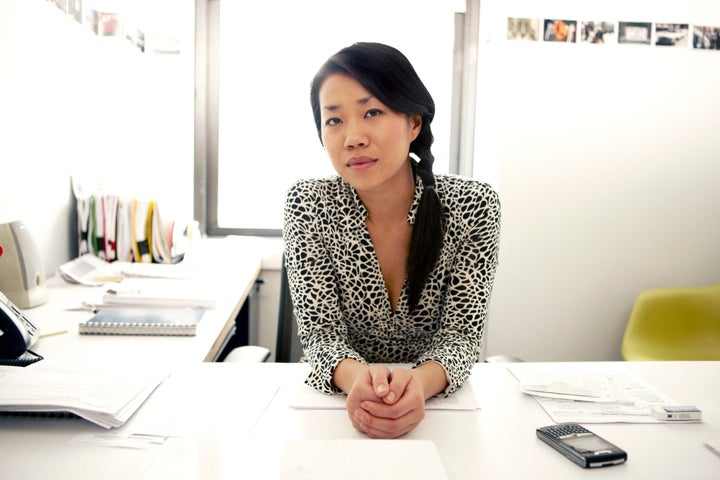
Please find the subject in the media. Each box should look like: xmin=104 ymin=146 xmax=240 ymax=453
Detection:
xmin=563 ymin=434 xmax=616 ymax=453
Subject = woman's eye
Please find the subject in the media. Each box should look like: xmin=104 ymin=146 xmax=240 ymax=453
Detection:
xmin=324 ymin=117 xmax=341 ymax=127
xmin=365 ymin=109 xmax=383 ymax=118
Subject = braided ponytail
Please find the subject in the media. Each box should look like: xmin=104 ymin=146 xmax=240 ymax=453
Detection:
xmin=407 ymin=140 xmax=445 ymax=313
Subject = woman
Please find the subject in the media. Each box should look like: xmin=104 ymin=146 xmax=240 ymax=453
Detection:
xmin=283 ymin=42 xmax=501 ymax=438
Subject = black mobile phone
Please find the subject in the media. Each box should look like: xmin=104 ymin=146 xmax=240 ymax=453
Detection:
xmin=536 ymin=423 xmax=627 ymax=468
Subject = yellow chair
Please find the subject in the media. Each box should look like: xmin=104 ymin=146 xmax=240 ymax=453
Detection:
xmin=621 ymin=284 xmax=720 ymax=360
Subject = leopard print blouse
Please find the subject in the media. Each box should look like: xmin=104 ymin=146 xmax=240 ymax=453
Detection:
xmin=283 ymin=171 xmax=501 ymax=395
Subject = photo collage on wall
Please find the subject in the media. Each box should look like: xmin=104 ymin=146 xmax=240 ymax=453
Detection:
xmin=46 ymin=0 xmax=181 ymax=54
xmin=508 ymin=17 xmax=719 ymax=50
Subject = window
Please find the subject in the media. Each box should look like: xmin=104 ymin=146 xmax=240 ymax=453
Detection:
xmin=197 ymin=0 xmax=477 ymax=235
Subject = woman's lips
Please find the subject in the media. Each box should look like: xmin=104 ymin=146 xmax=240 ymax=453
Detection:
xmin=347 ymin=156 xmax=377 ymax=170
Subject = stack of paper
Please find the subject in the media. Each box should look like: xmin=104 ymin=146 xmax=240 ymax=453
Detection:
xmin=76 ymin=278 xmax=217 ymax=311
xmin=100 ymin=279 xmax=216 ymax=309
xmin=0 ymin=360 xmax=167 ymax=429
xmin=509 ymin=365 xmax=692 ymax=423
xmin=59 ymin=255 xmax=194 ymax=287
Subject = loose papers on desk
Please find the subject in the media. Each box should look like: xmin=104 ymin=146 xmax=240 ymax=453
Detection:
xmin=80 ymin=279 xmax=217 ymax=310
xmin=509 ymin=365 xmax=698 ymax=423
xmin=102 ymin=279 xmax=216 ymax=309
xmin=0 ymin=360 xmax=168 ymax=429
xmin=59 ymin=254 xmax=193 ymax=287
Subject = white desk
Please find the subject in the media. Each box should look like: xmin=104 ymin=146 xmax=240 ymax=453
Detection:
xmin=25 ymin=237 xmax=263 ymax=367
xmin=1 ymin=361 xmax=718 ymax=479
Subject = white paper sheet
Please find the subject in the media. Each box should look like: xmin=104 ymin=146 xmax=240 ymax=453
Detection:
xmin=0 ymin=360 xmax=168 ymax=428
xmin=509 ymin=365 xmax=693 ymax=423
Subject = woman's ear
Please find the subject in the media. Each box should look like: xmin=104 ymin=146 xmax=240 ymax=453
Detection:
xmin=410 ymin=114 xmax=422 ymax=141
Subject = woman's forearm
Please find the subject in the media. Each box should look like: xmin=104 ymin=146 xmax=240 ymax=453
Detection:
xmin=412 ymin=360 xmax=449 ymax=399
xmin=332 ymin=358 xmax=368 ymax=394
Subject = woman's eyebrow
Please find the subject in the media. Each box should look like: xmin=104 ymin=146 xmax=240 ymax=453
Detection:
xmin=323 ymin=95 xmax=374 ymax=112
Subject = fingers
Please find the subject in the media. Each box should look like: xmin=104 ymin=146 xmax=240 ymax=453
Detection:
xmin=353 ymin=399 xmax=425 ymax=439
xmin=352 ymin=375 xmax=426 ymax=439
xmin=346 ymin=365 xmax=384 ymax=434
xmin=345 ymin=366 xmax=427 ymax=438
xmin=368 ymin=365 xmax=392 ymax=399
xmin=369 ymin=366 xmax=413 ymax=404
xmin=383 ymin=368 xmax=412 ymax=405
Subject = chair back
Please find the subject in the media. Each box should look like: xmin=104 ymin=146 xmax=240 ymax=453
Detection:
xmin=275 ymin=255 xmax=302 ymax=362
xmin=621 ymin=284 xmax=720 ymax=360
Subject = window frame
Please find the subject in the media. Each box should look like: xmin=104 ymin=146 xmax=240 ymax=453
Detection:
xmin=194 ymin=0 xmax=479 ymax=237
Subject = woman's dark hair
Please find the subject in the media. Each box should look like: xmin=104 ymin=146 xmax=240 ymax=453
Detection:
xmin=310 ymin=42 xmax=445 ymax=312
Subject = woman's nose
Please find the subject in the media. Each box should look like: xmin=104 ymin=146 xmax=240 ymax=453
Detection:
xmin=344 ymin=121 xmax=368 ymax=149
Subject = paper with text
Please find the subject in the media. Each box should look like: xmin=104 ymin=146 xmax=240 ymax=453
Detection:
xmin=509 ymin=365 xmax=690 ymax=423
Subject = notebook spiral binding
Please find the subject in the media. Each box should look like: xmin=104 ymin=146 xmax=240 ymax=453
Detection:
xmin=0 ymin=350 xmax=44 ymax=367
xmin=0 ymin=410 xmax=80 ymax=420
xmin=0 ymin=351 xmax=79 ymax=421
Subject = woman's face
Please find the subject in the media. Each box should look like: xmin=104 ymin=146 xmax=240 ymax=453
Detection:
xmin=318 ymin=73 xmax=421 ymax=194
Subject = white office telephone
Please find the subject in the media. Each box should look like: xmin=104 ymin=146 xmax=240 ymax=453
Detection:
xmin=0 ymin=291 xmax=41 ymax=364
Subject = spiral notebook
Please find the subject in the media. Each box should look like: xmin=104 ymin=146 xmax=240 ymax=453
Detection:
xmin=79 ymin=307 xmax=205 ymax=336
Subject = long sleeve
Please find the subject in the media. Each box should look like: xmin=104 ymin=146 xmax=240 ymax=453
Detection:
xmin=283 ymin=179 xmax=366 ymax=394
xmin=414 ymin=183 xmax=501 ymax=394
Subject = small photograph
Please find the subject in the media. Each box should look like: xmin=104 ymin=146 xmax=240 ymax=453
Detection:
xmin=543 ymin=19 xmax=577 ymax=42
xmin=618 ymin=22 xmax=652 ymax=45
xmin=654 ymin=23 xmax=689 ymax=47
xmin=98 ymin=12 xmax=121 ymax=37
xmin=580 ymin=21 xmax=616 ymax=44
xmin=68 ymin=0 xmax=82 ymax=24
xmin=507 ymin=17 xmax=540 ymax=41
xmin=692 ymin=25 xmax=720 ymax=50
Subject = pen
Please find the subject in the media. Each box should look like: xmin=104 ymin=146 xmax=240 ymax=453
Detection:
xmin=66 ymin=303 xmax=99 ymax=313
xmin=571 ymin=399 xmax=636 ymax=406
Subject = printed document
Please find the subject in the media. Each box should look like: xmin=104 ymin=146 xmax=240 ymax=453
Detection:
xmin=509 ymin=364 xmax=691 ymax=423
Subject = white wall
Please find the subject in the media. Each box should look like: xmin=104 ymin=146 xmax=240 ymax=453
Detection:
xmin=3 ymin=0 xmax=719 ymax=362
xmin=0 ymin=0 xmax=195 ymax=276
xmin=476 ymin=0 xmax=720 ymax=360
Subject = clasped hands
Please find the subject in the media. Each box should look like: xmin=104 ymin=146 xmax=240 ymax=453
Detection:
xmin=346 ymin=365 xmax=426 ymax=439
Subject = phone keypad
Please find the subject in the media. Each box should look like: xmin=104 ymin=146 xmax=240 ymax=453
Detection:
xmin=545 ymin=424 xmax=590 ymax=438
